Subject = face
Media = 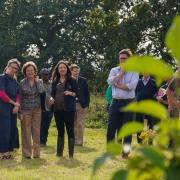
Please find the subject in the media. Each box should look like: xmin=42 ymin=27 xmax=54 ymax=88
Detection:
xmin=71 ymin=68 xmax=80 ymax=78
xmin=25 ymin=66 xmax=36 ymax=79
xmin=58 ymin=63 xmax=67 ymax=76
xmin=6 ymin=63 xmax=19 ymax=76
xmin=41 ymin=73 xmax=49 ymax=81
xmin=119 ymin=53 xmax=129 ymax=64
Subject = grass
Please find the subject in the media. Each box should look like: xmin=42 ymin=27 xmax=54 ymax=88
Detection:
xmin=0 ymin=124 xmax=127 ymax=180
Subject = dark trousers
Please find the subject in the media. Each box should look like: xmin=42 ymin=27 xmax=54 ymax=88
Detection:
xmin=40 ymin=110 xmax=53 ymax=144
xmin=54 ymin=110 xmax=75 ymax=139
xmin=0 ymin=104 xmax=18 ymax=153
xmin=107 ymin=99 xmax=134 ymax=144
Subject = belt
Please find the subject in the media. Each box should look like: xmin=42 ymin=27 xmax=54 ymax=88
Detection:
xmin=113 ymin=98 xmax=134 ymax=102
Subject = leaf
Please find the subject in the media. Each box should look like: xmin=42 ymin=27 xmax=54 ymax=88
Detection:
xmin=111 ymin=170 xmax=128 ymax=180
xmin=122 ymin=100 xmax=168 ymax=120
xmin=92 ymin=153 xmax=112 ymax=176
xmin=138 ymin=147 xmax=166 ymax=169
xmin=107 ymin=142 xmax=122 ymax=155
xmin=166 ymin=15 xmax=180 ymax=63
xmin=121 ymin=55 xmax=173 ymax=86
xmin=118 ymin=122 xmax=144 ymax=140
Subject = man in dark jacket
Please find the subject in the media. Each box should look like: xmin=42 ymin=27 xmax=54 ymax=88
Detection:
xmin=70 ymin=64 xmax=90 ymax=146
xmin=135 ymin=74 xmax=158 ymax=144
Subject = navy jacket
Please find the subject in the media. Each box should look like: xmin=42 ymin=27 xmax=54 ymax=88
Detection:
xmin=51 ymin=77 xmax=78 ymax=111
xmin=135 ymin=78 xmax=158 ymax=101
xmin=76 ymin=76 xmax=90 ymax=108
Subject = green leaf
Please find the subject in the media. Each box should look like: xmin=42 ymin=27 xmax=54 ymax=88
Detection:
xmin=138 ymin=147 xmax=166 ymax=169
xmin=111 ymin=170 xmax=128 ymax=180
xmin=121 ymin=55 xmax=173 ymax=86
xmin=118 ymin=122 xmax=144 ymax=140
xmin=92 ymin=153 xmax=112 ymax=176
xmin=107 ymin=142 xmax=122 ymax=155
xmin=122 ymin=100 xmax=168 ymax=120
xmin=166 ymin=15 xmax=180 ymax=63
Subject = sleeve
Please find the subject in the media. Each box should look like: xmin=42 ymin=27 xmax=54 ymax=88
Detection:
xmin=72 ymin=78 xmax=78 ymax=95
xmin=36 ymin=79 xmax=45 ymax=94
xmin=126 ymin=73 xmax=139 ymax=90
xmin=0 ymin=75 xmax=10 ymax=103
xmin=84 ymin=79 xmax=90 ymax=107
xmin=107 ymin=68 xmax=118 ymax=85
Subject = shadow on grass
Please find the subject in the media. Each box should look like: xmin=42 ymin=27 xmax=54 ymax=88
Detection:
xmin=75 ymin=145 xmax=97 ymax=153
xmin=40 ymin=145 xmax=56 ymax=154
xmin=56 ymin=157 xmax=83 ymax=168
xmin=20 ymin=157 xmax=48 ymax=169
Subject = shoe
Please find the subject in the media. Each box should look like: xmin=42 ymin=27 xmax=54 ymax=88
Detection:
xmin=122 ymin=152 xmax=129 ymax=159
xmin=24 ymin=156 xmax=31 ymax=159
xmin=33 ymin=156 xmax=40 ymax=159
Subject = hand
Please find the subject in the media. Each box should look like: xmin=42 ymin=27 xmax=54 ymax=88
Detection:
xmin=12 ymin=106 xmax=19 ymax=114
xmin=35 ymin=75 xmax=39 ymax=82
xmin=14 ymin=102 xmax=20 ymax=107
xmin=64 ymin=90 xmax=73 ymax=96
xmin=49 ymin=97 xmax=55 ymax=105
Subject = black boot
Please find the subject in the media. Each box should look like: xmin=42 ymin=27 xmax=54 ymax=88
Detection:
xmin=57 ymin=137 xmax=64 ymax=157
xmin=68 ymin=138 xmax=74 ymax=158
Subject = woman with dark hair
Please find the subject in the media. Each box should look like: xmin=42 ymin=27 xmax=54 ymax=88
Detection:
xmin=0 ymin=59 xmax=21 ymax=160
xmin=19 ymin=61 xmax=44 ymax=159
xmin=49 ymin=60 xmax=77 ymax=158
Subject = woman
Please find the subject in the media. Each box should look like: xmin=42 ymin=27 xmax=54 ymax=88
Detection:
xmin=19 ymin=61 xmax=44 ymax=159
xmin=49 ymin=60 xmax=77 ymax=158
xmin=0 ymin=59 xmax=20 ymax=160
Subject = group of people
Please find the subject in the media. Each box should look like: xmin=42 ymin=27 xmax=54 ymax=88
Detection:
xmin=0 ymin=59 xmax=90 ymax=160
xmin=106 ymin=48 xmax=179 ymax=159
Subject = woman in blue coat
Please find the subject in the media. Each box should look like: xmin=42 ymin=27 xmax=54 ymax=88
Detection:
xmin=0 ymin=59 xmax=21 ymax=160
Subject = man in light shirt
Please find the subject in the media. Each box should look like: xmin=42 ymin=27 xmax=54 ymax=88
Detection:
xmin=107 ymin=48 xmax=139 ymax=159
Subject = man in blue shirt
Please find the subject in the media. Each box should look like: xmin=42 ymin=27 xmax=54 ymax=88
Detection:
xmin=107 ymin=48 xmax=139 ymax=159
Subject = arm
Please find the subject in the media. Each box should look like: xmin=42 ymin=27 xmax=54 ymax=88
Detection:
xmin=107 ymin=68 xmax=124 ymax=85
xmin=114 ymin=73 xmax=139 ymax=91
xmin=36 ymin=79 xmax=44 ymax=94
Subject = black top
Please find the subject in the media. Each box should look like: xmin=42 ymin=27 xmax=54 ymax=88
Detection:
xmin=51 ymin=77 xmax=78 ymax=111
xmin=135 ymin=78 xmax=158 ymax=101
xmin=76 ymin=76 xmax=90 ymax=108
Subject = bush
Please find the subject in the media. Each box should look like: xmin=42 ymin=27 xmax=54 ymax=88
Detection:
xmin=85 ymin=94 xmax=108 ymax=128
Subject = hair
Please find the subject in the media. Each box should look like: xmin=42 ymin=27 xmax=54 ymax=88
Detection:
xmin=7 ymin=58 xmax=21 ymax=68
xmin=70 ymin=64 xmax=80 ymax=71
xmin=51 ymin=60 xmax=71 ymax=82
xmin=119 ymin=48 xmax=132 ymax=57
xmin=22 ymin=61 xmax=38 ymax=76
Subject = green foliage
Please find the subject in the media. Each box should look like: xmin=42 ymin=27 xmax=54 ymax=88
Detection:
xmin=121 ymin=56 xmax=173 ymax=86
xmin=118 ymin=122 xmax=144 ymax=141
xmin=166 ymin=15 xmax=180 ymax=63
xmin=85 ymin=94 xmax=108 ymax=128
xmin=122 ymin=100 xmax=168 ymax=120
xmin=92 ymin=15 xmax=180 ymax=180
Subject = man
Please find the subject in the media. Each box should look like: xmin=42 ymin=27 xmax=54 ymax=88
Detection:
xmin=107 ymin=48 xmax=139 ymax=158
xmin=135 ymin=74 xmax=158 ymax=144
xmin=39 ymin=68 xmax=53 ymax=146
xmin=70 ymin=64 xmax=90 ymax=146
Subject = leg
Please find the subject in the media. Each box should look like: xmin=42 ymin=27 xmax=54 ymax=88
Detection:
xmin=136 ymin=113 xmax=144 ymax=144
xmin=21 ymin=111 xmax=32 ymax=158
xmin=65 ymin=111 xmax=75 ymax=158
xmin=32 ymin=108 xmax=41 ymax=158
xmin=74 ymin=103 xmax=87 ymax=145
xmin=54 ymin=110 xmax=65 ymax=157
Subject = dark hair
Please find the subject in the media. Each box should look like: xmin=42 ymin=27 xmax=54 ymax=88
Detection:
xmin=51 ymin=60 xmax=71 ymax=82
xmin=70 ymin=64 xmax=80 ymax=71
xmin=22 ymin=61 xmax=38 ymax=76
xmin=119 ymin=48 xmax=132 ymax=57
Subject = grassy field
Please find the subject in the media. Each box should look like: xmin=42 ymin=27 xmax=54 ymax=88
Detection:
xmin=0 ymin=124 xmax=127 ymax=180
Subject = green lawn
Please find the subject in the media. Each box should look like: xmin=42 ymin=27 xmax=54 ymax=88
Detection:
xmin=0 ymin=125 xmax=127 ymax=180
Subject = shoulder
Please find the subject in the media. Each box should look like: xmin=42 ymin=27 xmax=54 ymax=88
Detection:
xmin=79 ymin=76 xmax=87 ymax=82
xmin=0 ymin=74 xmax=5 ymax=80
